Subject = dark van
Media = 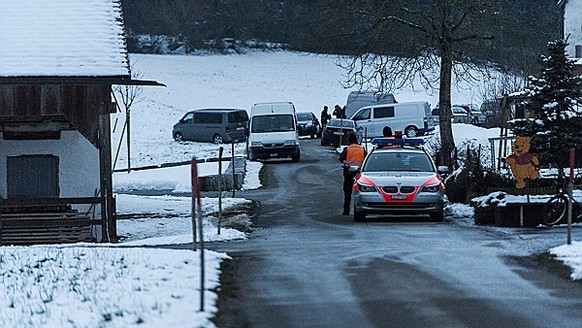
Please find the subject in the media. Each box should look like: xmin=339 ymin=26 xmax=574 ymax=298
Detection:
xmin=172 ymin=108 xmax=249 ymax=144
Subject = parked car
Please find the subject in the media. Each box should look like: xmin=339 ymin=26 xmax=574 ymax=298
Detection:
xmin=351 ymin=138 xmax=448 ymax=222
xmin=247 ymin=102 xmax=301 ymax=162
xmin=455 ymin=104 xmax=486 ymax=126
xmin=431 ymin=104 xmax=485 ymax=126
xmin=173 ymin=108 xmax=249 ymax=144
xmin=451 ymin=106 xmax=472 ymax=124
xmin=296 ymin=112 xmax=321 ymax=138
xmin=320 ymin=118 xmax=362 ymax=146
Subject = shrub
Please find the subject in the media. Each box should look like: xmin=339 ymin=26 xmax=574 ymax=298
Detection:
xmin=444 ymin=148 xmax=513 ymax=203
xmin=471 ymin=192 xmax=508 ymax=225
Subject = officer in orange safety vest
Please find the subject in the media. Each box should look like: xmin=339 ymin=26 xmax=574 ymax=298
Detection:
xmin=339 ymin=133 xmax=367 ymax=215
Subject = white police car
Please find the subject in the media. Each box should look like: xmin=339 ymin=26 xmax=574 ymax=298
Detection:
xmin=351 ymin=138 xmax=448 ymax=222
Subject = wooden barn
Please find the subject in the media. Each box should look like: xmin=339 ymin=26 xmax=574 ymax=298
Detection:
xmin=0 ymin=0 xmax=161 ymax=245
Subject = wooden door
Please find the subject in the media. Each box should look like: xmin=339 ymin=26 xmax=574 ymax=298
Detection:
xmin=7 ymin=155 xmax=59 ymax=198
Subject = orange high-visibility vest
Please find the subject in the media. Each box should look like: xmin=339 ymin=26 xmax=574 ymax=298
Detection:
xmin=344 ymin=145 xmax=366 ymax=167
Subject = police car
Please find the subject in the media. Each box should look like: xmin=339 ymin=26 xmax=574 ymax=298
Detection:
xmin=351 ymin=138 xmax=448 ymax=222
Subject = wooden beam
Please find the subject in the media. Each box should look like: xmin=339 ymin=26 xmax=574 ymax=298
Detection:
xmin=0 ymin=197 xmax=102 ymax=207
xmin=99 ymin=112 xmax=115 ymax=242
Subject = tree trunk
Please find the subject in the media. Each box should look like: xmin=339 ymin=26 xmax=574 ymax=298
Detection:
xmin=126 ymin=110 xmax=131 ymax=171
xmin=438 ymin=37 xmax=456 ymax=169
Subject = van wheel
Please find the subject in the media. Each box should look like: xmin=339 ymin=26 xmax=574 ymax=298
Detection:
xmin=213 ymin=134 xmax=223 ymax=144
xmin=173 ymin=132 xmax=184 ymax=142
xmin=404 ymin=126 xmax=419 ymax=137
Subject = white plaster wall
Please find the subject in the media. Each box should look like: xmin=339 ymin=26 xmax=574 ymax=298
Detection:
xmin=564 ymin=0 xmax=582 ymax=57
xmin=0 ymin=130 xmax=100 ymax=199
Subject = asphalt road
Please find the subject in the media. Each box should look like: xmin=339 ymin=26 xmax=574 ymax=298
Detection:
xmin=204 ymin=138 xmax=582 ymax=328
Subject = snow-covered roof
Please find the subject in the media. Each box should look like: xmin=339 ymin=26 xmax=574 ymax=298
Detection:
xmin=0 ymin=0 xmax=130 ymax=78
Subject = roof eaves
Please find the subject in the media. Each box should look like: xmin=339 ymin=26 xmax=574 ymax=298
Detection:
xmin=0 ymin=76 xmax=165 ymax=86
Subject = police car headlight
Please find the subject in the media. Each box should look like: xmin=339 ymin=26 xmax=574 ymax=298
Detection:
xmin=284 ymin=140 xmax=297 ymax=146
xmin=251 ymin=142 xmax=263 ymax=147
xmin=357 ymin=182 xmax=376 ymax=192
xmin=421 ymin=183 xmax=440 ymax=192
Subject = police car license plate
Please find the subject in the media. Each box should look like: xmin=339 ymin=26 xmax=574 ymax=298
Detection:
xmin=391 ymin=195 xmax=407 ymax=200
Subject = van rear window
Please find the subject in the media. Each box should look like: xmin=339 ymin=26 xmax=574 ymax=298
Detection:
xmin=228 ymin=111 xmax=249 ymax=123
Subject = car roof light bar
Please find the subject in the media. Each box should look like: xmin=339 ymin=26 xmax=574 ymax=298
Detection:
xmin=371 ymin=138 xmax=425 ymax=146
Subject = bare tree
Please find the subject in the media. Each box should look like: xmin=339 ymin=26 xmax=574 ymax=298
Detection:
xmin=331 ymin=0 xmax=500 ymax=168
xmin=477 ymin=71 xmax=527 ymax=104
xmin=113 ymin=65 xmax=144 ymax=171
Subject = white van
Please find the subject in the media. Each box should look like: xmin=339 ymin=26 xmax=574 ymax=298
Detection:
xmin=247 ymin=102 xmax=301 ymax=162
xmin=345 ymin=91 xmax=397 ymax=119
xmin=349 ymin=101 xmax=435 ymax=138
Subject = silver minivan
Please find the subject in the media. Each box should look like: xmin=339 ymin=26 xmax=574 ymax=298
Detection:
xmin=349 ymin=101 xmax=435 ymax=138
xmin=172 ymin=108 xmax=249 ymax=144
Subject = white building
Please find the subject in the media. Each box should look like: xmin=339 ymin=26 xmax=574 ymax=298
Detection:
xmin=559 ymin=0 xmax=582 ymax=60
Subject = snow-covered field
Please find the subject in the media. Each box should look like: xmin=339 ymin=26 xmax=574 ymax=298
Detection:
xmin=1 ymin=51 xmax=581 ymax=328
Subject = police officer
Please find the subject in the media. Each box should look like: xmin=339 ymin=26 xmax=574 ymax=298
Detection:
xmin=339 ymin=133 xmax=366 ymax=215
xmin=378 ymin=125 xmax=398 ymax=149
xmin=320 ymin=105 xmax=331 ymax=128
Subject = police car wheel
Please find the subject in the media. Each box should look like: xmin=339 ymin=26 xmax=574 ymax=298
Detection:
xmin=430 ymin=212 xmax=444 ymax=222
xmin=354 ymin=210 xmax=366 ymax=222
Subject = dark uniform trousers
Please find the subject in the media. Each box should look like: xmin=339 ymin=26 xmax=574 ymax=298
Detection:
xmin=343 ymin=167 xmax=357 ymax=214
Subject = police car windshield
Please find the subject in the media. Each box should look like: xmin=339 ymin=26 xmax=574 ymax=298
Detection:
xmin=362 ymin=151 xmax=434 ymax=172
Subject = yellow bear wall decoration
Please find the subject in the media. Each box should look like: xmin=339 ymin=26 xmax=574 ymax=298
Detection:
xmin=505 ymin=136 xmax=539 ymax=189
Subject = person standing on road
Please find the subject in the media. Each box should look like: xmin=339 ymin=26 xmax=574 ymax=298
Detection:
xmin=378 ymin=125 xmax=398 ymax=149
xmin=339 ymin=133 xmax=366 ymax=215
xmin=321 ymin=106 xmax=331 ymax=128
xmin=333 ymin=104 xmax=343 ymax=118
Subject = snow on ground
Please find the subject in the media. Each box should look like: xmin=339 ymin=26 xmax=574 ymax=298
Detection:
xmin=550 ymin=241 xmax=582 ymax=280
xmin=0 ymin=246 xmax=226 ymax=328
xmin=1 ymin=158 xmax=261 ymax=328
xmin=2 ymin=51 xmax=582 ymax=328
xmin=114 ymin=161 xmax=230 ymax=193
